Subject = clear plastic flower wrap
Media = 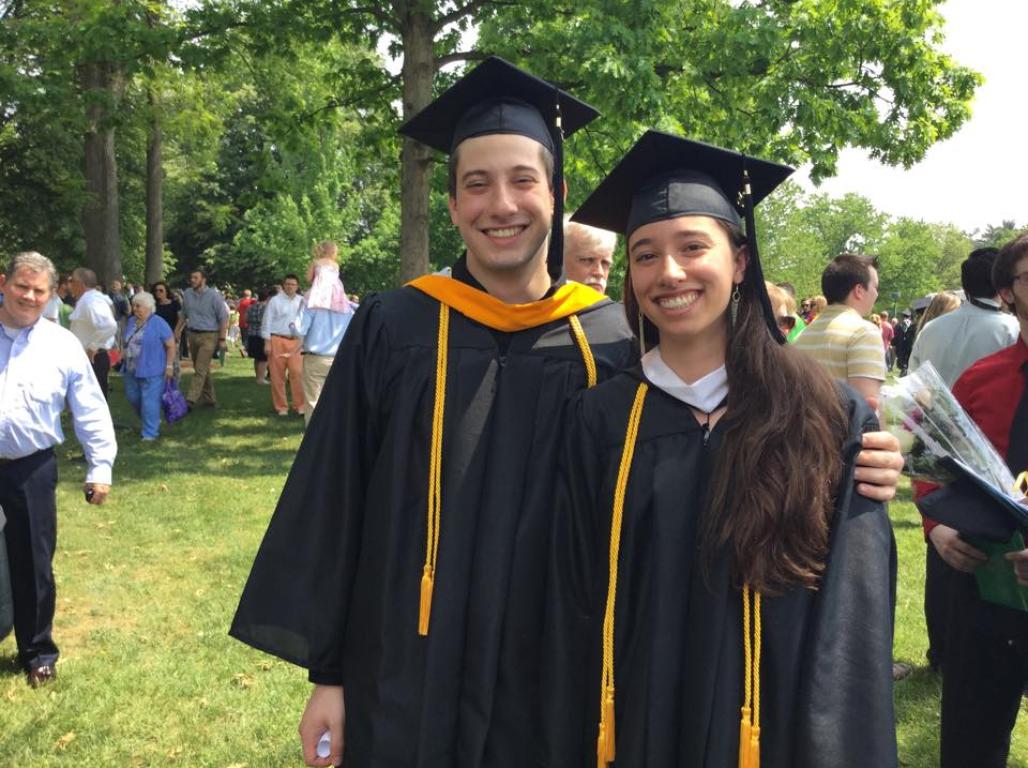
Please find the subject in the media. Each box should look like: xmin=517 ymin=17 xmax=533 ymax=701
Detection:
xmin=881 ymin=362 xmax=1022 ymax=501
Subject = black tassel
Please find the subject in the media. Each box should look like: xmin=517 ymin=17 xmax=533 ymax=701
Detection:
xmin=741 ymin=163 xmax=786 ymax=345
xmin=548 ymin=89 xmax=565 ymax=282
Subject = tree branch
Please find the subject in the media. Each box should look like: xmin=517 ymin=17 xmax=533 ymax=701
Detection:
xmin=435 ymin=49 xmax=487 ymax=68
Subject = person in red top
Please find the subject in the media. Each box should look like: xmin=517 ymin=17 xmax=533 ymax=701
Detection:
xmin=880 ymin=309 xmax=895 ymax=370
xmin=919 ymin=232 xmax=1028 ymax=768
xmin=236 ymin=288 xmax=257 ymax=357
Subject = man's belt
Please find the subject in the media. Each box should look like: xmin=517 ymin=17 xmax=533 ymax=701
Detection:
xmin=271 ymin=333 xmax=297 ymax=339
xmin=188 ymin=329 xmax=219 ymax=334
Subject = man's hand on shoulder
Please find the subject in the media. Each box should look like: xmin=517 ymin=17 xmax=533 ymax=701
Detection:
xmin=84 ymin=482 xmax=110 ymax=505
xmin=855 ymin=430 xmax=904 ymax=502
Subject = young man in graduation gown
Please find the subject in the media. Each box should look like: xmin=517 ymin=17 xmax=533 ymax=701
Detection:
xmin=231 ymin=59 xmax=636 ymax=768
xmin=231 ymin=61 xmax=906 ymax=768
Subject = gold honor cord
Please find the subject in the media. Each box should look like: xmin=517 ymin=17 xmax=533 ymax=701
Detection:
xmin=597 ymin=382 xmax=649 ymax=768
xmin=738 ymin=584 xmax=762 ymax=768
xmin=419 ymin=303 xmax=450 ymax=637
xmin=568 ymin=314 xmax=598 ymax=388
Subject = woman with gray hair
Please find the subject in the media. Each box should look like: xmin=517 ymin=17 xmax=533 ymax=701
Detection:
xmin=122 ymin=291 xmax=176 ymax=440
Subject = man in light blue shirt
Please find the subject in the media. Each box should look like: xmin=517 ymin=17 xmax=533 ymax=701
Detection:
xmin=0 ymin=251 xmax=116 ymax=687
xmin=297 ymin=298 xmax=355 ymax=427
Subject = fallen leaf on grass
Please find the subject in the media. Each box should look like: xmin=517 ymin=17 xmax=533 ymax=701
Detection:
xmin=55 ymin=731 xmax=76 ymax=750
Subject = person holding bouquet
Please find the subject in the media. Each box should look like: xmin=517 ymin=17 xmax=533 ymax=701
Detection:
xmin=915 ymin=233 xmax=1028 ymax=768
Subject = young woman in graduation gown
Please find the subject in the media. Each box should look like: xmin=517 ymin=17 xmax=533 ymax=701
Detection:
xmin=542 ymin=131 xmax=898 ymax=768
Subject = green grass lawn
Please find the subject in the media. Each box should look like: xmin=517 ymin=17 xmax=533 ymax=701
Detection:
xmin=1 ymin=355 xmax=1026 ymax=766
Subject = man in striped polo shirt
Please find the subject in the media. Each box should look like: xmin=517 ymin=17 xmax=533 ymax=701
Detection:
xmin=794 ymin=252 xmax=886 ymax=402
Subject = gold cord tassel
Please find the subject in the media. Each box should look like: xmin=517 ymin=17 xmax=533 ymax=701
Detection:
xmin=738 ymin=585 xmax=762 ymax=768
xmin=569 ymin=314 xmax=598 ymax=388
xmin=418 ymin=566 xmax=434 ymax=636
xmin=596 ymin=382 xmax=648 ymax=767
xmin=418 ymin=304 xmax=449 ymax=636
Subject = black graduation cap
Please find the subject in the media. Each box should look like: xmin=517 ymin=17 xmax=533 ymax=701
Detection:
xmin=399 ymin=56 xmax=600 ymax=281
xmin=572 ymin=130 xmax=793 ymax=342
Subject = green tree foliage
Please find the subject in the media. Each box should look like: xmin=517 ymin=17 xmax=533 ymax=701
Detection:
xmin=974 ymin=220 xmax=1027 ymax=250
xmin=481 ymin=0 xmax=981 ymax=196
xmin=0 ymin=0 xmax=986 ymax=295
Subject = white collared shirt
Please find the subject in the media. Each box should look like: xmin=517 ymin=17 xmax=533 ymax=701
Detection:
xmin=261 ymin=293 xmax=304 ymax=339
xmin=0 ymin=317 xmax=117 ymax=483
xmin=68 ymin=288 xmax=117 ymax=351
xmin=909 ymin=300 xmax=1020 ymax=386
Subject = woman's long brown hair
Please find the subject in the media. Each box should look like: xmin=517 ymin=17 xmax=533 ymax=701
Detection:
xmin=623 ymin=225 xmax=849 ymax=593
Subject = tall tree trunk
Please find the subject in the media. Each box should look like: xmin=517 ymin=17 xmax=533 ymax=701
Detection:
xmin=145 ymin=86 xmax=163 ymax=286
xmin=397 ymin=9 xmax=435 ymax=283
xmin=79 ymin=60 xmax=123 ymax=286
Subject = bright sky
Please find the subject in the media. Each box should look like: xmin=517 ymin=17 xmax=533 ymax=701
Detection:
xmin=797 ymin=0 xmax=1028 ymax=234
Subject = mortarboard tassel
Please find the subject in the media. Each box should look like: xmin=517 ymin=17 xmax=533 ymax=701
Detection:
xmin=740 ymin=165 xmax=786 ymax=345
xmin=419 ymin=304 xmax=450 ymax=636
xmin=548 ymin=90 xmax=565 ymax=282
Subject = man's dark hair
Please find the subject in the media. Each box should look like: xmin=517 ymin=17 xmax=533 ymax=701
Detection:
xmin=283 ymin=274 xmax=300 ymax=284
xmin=447 ymin=142 xmax=555 ymax=197
xmin=992 ymin=234 xmax=1028 ymax=312
xmin=191 ymin=268 xmax=206 ymax=278
xmin=821 ymin=252 xmax=879 ymax=304
xmin=961 ymin=247 xmax=1000 ymax=299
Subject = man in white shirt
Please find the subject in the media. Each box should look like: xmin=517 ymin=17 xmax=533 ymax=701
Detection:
xmin=261 ymin=273 xmax=305 ymax=416
xmin=0 ymin=252 xmax=116 ymax=687
xmin=909 ymin=247 xmax=1020 ymax=387
xmin=908 ymin=246 xmax=1021 ymax=675
xmin=67 ymin=267 xmax=118 ymax=399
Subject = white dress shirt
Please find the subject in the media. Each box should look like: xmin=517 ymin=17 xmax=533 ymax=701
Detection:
xmin=68 ymin=288 xmax=117 ymax=352
xmin=0 ymin=317 xmax=117 ymax=483
xmin=909 ymin=300 xmax=1020 ymax=387
xmin=261 ymin=293 xmax=304 ymax=339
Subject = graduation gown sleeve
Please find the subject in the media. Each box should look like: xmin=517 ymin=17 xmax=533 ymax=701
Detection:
xmin=540 ymin=390 xmax=606 ymax=768
xmin=792 ymin=391 xmax=899 ymax=768
xmin=230 ymin=297 xmax=387 ymax=684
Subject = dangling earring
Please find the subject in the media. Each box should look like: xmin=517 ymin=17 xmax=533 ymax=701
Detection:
xmin=730 ymin=285 xmax=741 ymax=329
xmin=638 ymin=310 xmax=647 ymax=355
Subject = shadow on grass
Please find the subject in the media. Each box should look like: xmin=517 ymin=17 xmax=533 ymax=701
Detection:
xmin=60 ymin=365 xmax=308 ymax=482
xmin=0 ymin=654 xmax=21 ymax=675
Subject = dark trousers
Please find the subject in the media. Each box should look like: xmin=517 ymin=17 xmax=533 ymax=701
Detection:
xmin=940 ymin=569 xmax=1028 ymax=768
xmin=92 ymin=348 xmax=110 ymax=400
xmin=924 ymin=543 xmax=949 ymax=669
xmin=0 ymin=449 xmax=59 ymax=671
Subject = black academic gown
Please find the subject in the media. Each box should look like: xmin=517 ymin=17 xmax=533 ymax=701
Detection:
xmin=543 ymin=368 xmax=898 ymax=768
xmin=230 ymin=272 xmax=636 ymax=768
